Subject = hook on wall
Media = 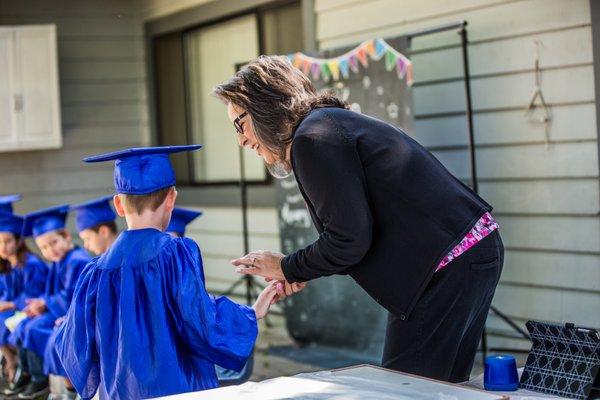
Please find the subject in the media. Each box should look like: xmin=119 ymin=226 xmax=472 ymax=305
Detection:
xmin=525 ymin=39 xmax=552 ymax=147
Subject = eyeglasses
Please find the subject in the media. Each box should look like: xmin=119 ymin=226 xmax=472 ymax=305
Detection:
xmin=233 ymin=111 xmax=248 ymax=135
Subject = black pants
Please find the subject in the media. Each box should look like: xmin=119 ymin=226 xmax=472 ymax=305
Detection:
xmin=382 ymin=230 xmax=504 ymax=383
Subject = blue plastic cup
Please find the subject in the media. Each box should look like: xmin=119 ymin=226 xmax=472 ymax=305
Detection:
xmin=484 ymin=355 xmax=519 ymax=391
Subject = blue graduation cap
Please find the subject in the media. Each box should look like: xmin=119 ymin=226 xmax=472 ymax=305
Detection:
xmin=167 ymin=207 xmax=203 ymax=236
xmin=22 ymin=204 xmax=69 ymax=238
xmin=0 ymin=212 xmax=24 ymax=235
xmin=83 ymin=145 xmax=202 ymax=195
xmin=70 ymin=195 xmax=117 ymax=233
xmin=0 ymin=194 xmax=22 ymax=214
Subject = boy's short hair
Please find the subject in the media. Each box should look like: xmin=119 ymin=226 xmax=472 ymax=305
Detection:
xmin=89 ymin=221 xmax=118 ymax=235
xmin=120 ymin=186 xmax=174 ymax=215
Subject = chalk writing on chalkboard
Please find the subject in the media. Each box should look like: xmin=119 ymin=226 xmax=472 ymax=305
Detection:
xmin=277 ymin=175 xmax=318 ymax=255
xmin=280 ymin=202 xmax=311 ymax=229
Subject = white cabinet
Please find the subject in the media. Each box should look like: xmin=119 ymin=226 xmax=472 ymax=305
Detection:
xmin=0 ymin=25 xmax=61 ymax=152
xmin=0 ymin=29 xmax=17 ymax=147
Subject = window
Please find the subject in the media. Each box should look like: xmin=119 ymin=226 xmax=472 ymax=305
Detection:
xmin=185 ymin=14 xmax=263 ymax=183
xmin=152 ymin=1 xmax=302 ymax=185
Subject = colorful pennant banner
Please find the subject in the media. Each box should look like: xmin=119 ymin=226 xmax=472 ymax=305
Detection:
xmin=287 ymin=38 xmax=413 ymax=86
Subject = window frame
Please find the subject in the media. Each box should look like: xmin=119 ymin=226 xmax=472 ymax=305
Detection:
xmin=147 ymin=0 xmax=306 ymax=188
xmin=180 ymin=11 xmax=269 ymax=186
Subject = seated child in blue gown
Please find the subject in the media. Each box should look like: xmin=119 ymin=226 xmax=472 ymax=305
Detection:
xmin=0 ymin=195 xmax=48 ymax=384
xmin=6 ymin=205 xmax=91 ymax=399
xmin=165 ymin=207 xmax=202 ymax=239
xmin=56 ymin=145 xmax=280 ymax=400
xmin=44 ymin=196 xmax=118 ymax=400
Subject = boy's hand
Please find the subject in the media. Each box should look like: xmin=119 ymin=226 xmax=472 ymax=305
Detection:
xmin=252 ymin=282 xmax=281 ymax=320
xmin=24 ymin=298 xmax=47 ymax=317
xmin=0 ymin=302 xmax=15 ymax=312
xmin=265 ymin=278 xmax=307 ymax=298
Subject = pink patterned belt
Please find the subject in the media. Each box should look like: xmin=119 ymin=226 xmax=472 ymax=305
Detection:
xmin=436 ymin=212 xmax=499 ymax=272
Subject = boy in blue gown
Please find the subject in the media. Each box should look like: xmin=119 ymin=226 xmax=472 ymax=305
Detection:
xmin=44 ymin=196 xmax=118 ymax=399
xmin=5 ymin=205 xmax=91 ymax=399
xmin=0 ymin=195 xmax=48 ymax=385
xmin=56 ymin=145 xmax=279 ymax=400
xmin=71 ymin=195 xmax=119 ymax=258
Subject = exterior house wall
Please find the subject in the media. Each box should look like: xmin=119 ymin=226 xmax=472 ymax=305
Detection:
xmin=314 ymin=0 xmax=600 ymax=349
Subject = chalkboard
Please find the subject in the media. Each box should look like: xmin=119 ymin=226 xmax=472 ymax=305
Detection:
xmin=277 ymin=35 xmax=414 ymax=360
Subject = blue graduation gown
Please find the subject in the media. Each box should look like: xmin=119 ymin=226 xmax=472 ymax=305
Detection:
xmin=12 ymin=247 xmax=90 ymax=357
xmin=56 ymin=228 xmax=258 ymax=400
xmin=0 ymin=253 xmax=48 ymax=345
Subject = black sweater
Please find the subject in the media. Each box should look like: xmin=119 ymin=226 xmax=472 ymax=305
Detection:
xmin=281 ymin=107 xmax=492 ymax=320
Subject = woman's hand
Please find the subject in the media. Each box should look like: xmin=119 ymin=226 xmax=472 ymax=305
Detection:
xmin=232 ymin=250 xmax=286 ymax=281
xmin=252 ymin=282 xmax=281 ymax=319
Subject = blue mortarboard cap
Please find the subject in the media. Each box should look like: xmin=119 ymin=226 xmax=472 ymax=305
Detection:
xmin=167 ymin=207 xmax=203 ymax=236
xmin=0 ymin=194 xmax=22 ymax=214
xmin=0 ymin=212 xmax=24 ymax=235
xmin=22 ymin=205 xmax=69 ymax=238
xmin=70 ymin=195 xmax=117 ymax=232
xmin=82 ymin=145 xmax=202 ymax=195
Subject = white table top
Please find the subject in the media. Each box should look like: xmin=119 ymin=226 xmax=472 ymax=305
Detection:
xmin=151 ymin=364 xmax=509 ymax=400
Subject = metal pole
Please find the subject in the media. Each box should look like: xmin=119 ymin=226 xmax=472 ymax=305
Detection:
xmin=459 ymin=25 xmax=478 ymax=193
xmin=239 ymin=146 xmax=250 ymax=255
xmin=406 ymin=20 xmax=467 ymax=39
xmin=238 ymin=146 xmax=254 ymax=306
xmin=457 ymin=25 xmax=487 ymax=363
